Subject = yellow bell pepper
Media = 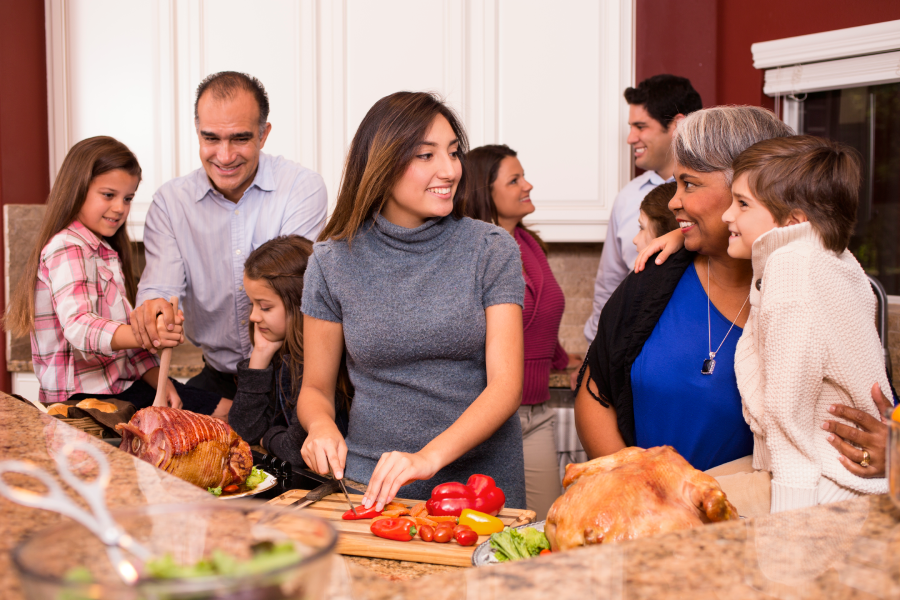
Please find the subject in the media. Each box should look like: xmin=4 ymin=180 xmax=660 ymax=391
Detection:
xmin=458 ymin=508 xmax=504 ymax=535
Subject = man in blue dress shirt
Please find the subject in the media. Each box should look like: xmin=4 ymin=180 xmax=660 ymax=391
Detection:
xmin=131 ymin=71 xmax=327 ymax=400
xmin=583 ymin=75 xmax=702 ymax=344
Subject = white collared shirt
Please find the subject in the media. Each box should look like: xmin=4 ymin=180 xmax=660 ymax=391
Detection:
xmin=584 ymin=170 xmax=673 ymax=343
xmin=137 ymin=152 xmax=327 ymax=372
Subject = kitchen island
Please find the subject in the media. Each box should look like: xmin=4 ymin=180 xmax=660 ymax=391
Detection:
xmin=2 ymin=393 xmax=899 ymax=599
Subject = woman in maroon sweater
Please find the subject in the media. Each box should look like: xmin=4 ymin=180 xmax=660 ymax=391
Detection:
xmin=466 ymin=144 xmax=570 ymax=519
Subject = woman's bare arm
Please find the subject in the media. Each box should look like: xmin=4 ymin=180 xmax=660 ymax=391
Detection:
xmin=298 ymin=315 xmax=348 ymax=478
xmin=574 ymin=365 xmax=626 ymax=459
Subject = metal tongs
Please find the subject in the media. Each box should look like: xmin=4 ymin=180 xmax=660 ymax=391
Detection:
xmin=0 ymin=441 xmax=151 ymax=585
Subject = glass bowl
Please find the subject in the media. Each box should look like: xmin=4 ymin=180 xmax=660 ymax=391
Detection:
xmin=12 ymin=501 xmax=336 ymax=600
xmin=889 ymin=416 xmax=900 ymax=511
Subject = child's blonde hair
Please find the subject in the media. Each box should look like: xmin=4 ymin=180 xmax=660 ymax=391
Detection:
xmin=732 ymin=135 xmax=860 ymax=253
xmin=5 ymin=136 xmax=141 ymax=337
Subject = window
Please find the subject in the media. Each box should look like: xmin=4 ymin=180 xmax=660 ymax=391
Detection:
xmin=797 ymin=84 xmax=900 ymax=294
xmin=752 ymin=19 xmax=900 ymax=294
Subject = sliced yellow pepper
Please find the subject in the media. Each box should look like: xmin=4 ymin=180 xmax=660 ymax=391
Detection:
xmin=458 ymin=508 xmax=504 ymax=535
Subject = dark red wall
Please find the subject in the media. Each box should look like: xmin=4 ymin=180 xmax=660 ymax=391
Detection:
xmin=636 ymin=0 xmax=900 ymax=109
xmin=0 ymin=0 xmax=50 ymax=392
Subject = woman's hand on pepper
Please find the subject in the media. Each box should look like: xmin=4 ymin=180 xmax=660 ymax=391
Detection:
xmin=363 ymin=450 xmax=441 ymax=511
xmin=301 ymin=419 xmax=348 ymax=479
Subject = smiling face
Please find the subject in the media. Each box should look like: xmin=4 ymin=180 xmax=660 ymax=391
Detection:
xmin=722 ymin=173 xmax=781 ymax=259
xmin=632 ymin=209 xmax=655 ymax=253
xmin=669 ymin=165 xmax=733 ymax=257
xmin=627 ymin=104 xmax=678 ymax=178
xmin=244 ymin=275 xmax=287 ymax=343
xmin=491 ymin=156 xmax=535 ymax=231
xmin=196 ymin=89 xmax=271 ymax=203
xmin=76 ymin=169 xmax=139 ymax=238
xmin=381 ymin=114 xmax=462 ymax=229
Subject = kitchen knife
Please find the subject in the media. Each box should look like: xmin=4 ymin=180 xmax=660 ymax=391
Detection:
xmin=338 ymin=477 xmax=358 ymax=516
xmin=293 ymin=478 xmax=343 ymax=510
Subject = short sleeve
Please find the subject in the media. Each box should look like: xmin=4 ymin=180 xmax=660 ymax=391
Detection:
xmin=301 ymin=246 xmax=343 ymax=323
xmin=481 ymin=230 xmax=525 ymax=309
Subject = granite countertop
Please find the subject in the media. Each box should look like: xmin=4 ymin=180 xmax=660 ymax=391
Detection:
xmin=4 ymin=393 xmax=900 ymax=599
xmin=8 ymin=341 xmax=205 ymax=379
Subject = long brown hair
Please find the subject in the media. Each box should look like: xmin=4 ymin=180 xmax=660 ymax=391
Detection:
xmin=319 ymin=92 xmax=470 ymax=242
xmin=465 ymin=144 xmax=548 ymax=254
xmin=5 ymin=136 xmax=141 ymax=338
xmin=243 ymin=235 xmax=353 ymax=409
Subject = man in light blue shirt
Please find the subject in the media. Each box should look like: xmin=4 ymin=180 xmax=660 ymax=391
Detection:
xmin=132 ymin=72 xmax=327 ymax=398
xmin=583 ymin=75 xmax=701 ymax=343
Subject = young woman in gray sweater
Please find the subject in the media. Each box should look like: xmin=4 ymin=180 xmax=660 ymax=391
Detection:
xmin=298 ymin=92 xmax=527 ymax=509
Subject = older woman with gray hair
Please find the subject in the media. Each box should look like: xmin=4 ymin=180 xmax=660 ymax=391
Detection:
xmin=574 ymin=106 xmax=791 ymax=515
xmin=575 ymin=105 xmax=893 ymax=516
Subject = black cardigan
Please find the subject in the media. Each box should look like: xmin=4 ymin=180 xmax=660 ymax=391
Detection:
xmin=579 ymin=249 xmax=695 ymax=447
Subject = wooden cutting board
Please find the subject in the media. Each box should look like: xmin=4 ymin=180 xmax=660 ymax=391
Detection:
xmin=268 ymin=489 xmax=536 ymax=567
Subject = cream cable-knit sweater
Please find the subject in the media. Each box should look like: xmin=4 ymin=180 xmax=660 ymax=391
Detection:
xmin=733 ymin=222 xmax=889 ymax=513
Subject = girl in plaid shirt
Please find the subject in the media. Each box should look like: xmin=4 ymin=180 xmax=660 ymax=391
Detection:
xmin=6 ymin=136 xmax=225 ymax=417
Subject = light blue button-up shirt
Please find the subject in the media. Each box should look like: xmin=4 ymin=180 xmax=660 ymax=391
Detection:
xmin=584 ymin=170 xmax=674 ymax=343
xmin=137 ymin=152 xmax=327 ymax=373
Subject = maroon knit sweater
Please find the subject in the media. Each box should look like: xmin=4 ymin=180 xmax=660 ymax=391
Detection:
xmin=515 ymin=227 xmax=568 ymax=405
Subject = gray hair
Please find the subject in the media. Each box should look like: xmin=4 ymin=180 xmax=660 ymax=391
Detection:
xmin=673 ymin=106 xmax=795 ymax=185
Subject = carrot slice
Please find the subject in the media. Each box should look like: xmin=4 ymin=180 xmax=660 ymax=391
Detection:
xmin=413 ymin=516 xmax=437 ymax=528
xmin=410 ymin=502 xmax=428 ymax=517
xmin=427 ymin=515 xmax=459 ymax=523
xmin=381 ymin=508 xmax=411 ymax=518
xmin=385 ymin=501 xmax=408 ymax=511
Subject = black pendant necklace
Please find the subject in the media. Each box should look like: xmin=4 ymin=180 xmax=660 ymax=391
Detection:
xmin=703 ymin=258 xmax=749 ymax=375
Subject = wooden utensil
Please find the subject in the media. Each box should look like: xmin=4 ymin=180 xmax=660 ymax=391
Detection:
xmin=268 ymin=489 xmax=536 ymax=567
xmin=152 ymin=296 xmax=179 ymax=408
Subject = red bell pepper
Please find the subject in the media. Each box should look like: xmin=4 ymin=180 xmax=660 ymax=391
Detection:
xmin=341 ymin=506 xmax=383 ymax=520
xmin=370 ymin=518 xmax=417 ymax=542
xmin=468 ymin=474 xmax=505 ymax=515
xmin=424 ymin=474 xmax=506 ymax=517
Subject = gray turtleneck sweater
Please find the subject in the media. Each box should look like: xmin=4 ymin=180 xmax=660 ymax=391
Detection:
xmin=301 ymin=215 xmax=526 ymax=506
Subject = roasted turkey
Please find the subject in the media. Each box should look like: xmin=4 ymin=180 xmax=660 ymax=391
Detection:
xmin=116 ymin=407 xmax=253 ymax=489
xmin=545 ymin=446 xmax=738 ymax=551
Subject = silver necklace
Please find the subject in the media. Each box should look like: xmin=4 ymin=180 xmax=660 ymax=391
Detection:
xmin=702 ymin=258 xmax=750 ymax=375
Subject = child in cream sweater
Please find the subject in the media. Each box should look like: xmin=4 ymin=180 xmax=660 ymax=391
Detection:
xmin=725 ymin=135 xmax=891 ymax=512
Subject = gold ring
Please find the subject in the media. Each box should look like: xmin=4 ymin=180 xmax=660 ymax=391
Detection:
xmin=860 ymin=450 xmax=871 ymax=468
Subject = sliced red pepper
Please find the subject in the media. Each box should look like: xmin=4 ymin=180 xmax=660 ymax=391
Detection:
xmin=341 ymin=506 xmax=383 ymax=520
xmin=370 ymin=518 xmax=417 ymax=542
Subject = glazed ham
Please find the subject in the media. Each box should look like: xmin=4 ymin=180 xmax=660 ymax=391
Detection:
xmin=116 ymin=407 xmax=253 ymax=489
xmin=545 ymin=446 xmax=738 ymax=551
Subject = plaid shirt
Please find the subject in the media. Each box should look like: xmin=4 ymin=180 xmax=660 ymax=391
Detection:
xmin=32 ymin=221 xmax=158 ymax=403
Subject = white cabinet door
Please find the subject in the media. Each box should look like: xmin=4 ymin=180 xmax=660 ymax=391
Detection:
xmin=46 ymin=0 xmax=633 ymax=243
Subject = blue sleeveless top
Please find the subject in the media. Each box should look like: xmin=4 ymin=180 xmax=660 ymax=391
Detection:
xmin=630 ymin=262 xmax=753 ymax=471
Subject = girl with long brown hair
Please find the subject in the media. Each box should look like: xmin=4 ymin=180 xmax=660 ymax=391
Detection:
xmin=298 ymin=92 xmax=527 ymax=509
xmin=5 ymin=136 xmax=224 ymax=415
xmin=228 ymin=235 xmax=350 ymax=468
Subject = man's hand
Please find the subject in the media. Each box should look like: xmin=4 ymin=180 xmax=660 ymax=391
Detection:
xmin=131 ymin=298 xmax=179 ymax=354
